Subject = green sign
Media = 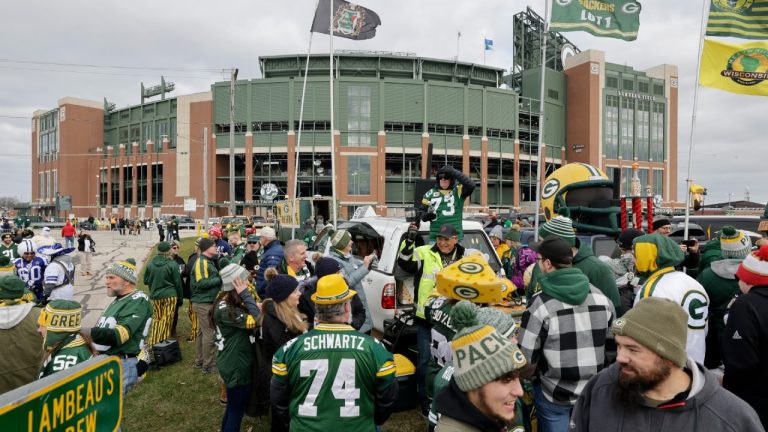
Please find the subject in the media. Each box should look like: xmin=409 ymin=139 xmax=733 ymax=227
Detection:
xmin=549 ymin=0 xmax=642 ymax=41
xmin=0 ymin=356 xmax=122 ymax=432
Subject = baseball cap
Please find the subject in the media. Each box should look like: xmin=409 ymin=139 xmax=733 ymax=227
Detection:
xmin=436 ymin=224 xmax=458 ymax=239
xmin=530 ymin=235 xmax=573 ymax=266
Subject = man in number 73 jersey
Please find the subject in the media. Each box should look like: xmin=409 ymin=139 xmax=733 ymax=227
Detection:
xmin=271 ymin=274 xmax=398 ymax=432
xmin=421 ymin=164 xmax=476 ymax=241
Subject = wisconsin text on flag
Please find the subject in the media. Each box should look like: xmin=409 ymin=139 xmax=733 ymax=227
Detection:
xmin=311 ymin=0 xmax=381 ymax=40
xmin=706 ymin=0 xmax=768 ymax=40
xmin=700 ymin=39 xmax=768 ymax=96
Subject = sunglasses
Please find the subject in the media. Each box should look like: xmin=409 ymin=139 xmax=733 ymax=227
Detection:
xmin=248 ymin=241 xmax=259 ymax=244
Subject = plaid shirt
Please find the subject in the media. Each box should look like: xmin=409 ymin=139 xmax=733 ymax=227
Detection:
xmin=518 ymin=285 xmax=615 ymax=405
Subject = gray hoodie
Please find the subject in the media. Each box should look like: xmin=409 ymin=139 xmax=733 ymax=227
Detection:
xmin=329 ymin=249 xmax=373 ymax=334
xmin=569 ymin=358 xmax=764 ymax=432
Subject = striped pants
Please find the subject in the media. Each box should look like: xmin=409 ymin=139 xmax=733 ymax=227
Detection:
xmin=148 ymin=297 xmax=177 ymax=347
xmin=187 ymin=301 xmax=199 ymax=341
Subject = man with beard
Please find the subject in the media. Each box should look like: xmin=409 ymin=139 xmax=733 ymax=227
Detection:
xmin=570 ymin=297 xmax=763 ymax=431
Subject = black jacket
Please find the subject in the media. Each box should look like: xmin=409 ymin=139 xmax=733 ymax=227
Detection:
xmin=723 ymin=285 xmax=768 ymax=427
xmin=298 ymin=275 xmax=366 ymax=331
xmin=181 ymin=253 xmax=198 ymax=299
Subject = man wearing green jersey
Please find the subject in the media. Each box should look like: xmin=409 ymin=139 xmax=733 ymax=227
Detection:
xmin=38 ymin=299 xmax=95 ymax=379
xmin=0 ymin=233 xmax=17 ymax=260
xmin=89 ymin=258 xmax=153 ymax=395
xmin=271 ymin=274 xmax=398 ymax=432
xmin=421 ymin=164 xmax=476 ymax=241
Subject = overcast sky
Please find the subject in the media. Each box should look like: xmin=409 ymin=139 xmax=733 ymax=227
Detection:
xmin=0 ymin=0 xmax=762 ymax=206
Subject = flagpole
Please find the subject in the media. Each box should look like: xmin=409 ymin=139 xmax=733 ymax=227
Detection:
xmin=329 ymin=0 xmax=338 ymax=228
xmin=683 ymin=0 xmax=710 ymax=240
xmin=456 ymin=31 xmax=461 ymax=61
xmin=291 ymin=26 xmax=317 ymax=239
xmin=484 ymin=35 xmax=486 ymax=65
xmin=533 ymin=0 xmax=550 ymax=242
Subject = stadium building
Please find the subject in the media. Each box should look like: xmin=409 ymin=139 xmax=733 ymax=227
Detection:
xmin=30 ymin=10 xmax=678 ymax=220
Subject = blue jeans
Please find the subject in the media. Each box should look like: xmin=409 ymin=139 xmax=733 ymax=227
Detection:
xmin=64 ymin=236 xmax=74 ymax=249
xmin=534 ymin=382 xmax=573 ymax=432
xmin=222 ymin=384 xmax=251 ymax=432
xmin=416 ymin=319 xmax=431 ymax=414
xmin=121 ymin=357 xmax=139 ymax=396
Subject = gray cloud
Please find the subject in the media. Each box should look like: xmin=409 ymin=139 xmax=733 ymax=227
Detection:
xmin=1 ymin=0 xmax=763 ymax=205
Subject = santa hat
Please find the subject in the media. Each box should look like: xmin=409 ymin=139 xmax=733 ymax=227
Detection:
xmin=736 ymin=245 xmax=768 ymax=287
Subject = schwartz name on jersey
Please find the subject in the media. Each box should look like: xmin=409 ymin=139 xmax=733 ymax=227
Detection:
xmin=271 ymin=323 xmax=398 ymax=432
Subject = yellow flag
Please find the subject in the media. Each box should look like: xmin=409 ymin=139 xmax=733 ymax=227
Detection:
xmin=699 ymin=39 xmax=768 ymax=96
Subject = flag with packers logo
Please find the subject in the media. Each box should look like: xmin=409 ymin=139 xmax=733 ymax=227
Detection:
xmin=699 ymin=39 xmax=768 ymax=96
xmin=706 ymin=0 xmax=768 ymax=40
xmin=549 ymin=0 xmax=642 ymax=41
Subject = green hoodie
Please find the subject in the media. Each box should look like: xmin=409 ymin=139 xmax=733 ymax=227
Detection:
xmin=633 ymin=234 xmax=684 ymax=278
xmin=538 ymin=267 xmax=591 ymax=305
xmin=143 ymin=255 xmax=183 ymax=300
xmin=573 ymin=242 xmax=621 ymax=311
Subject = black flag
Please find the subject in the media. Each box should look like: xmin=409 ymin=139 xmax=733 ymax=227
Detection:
xmin=311 ymin=0 xmax=381 ymax=40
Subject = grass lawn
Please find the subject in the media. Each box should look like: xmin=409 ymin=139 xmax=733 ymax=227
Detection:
xmin=122 ymin=237 xmax=425 ymax=431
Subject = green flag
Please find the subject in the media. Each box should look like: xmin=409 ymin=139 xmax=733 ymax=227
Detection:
xmin=549 ymin=0 xmax=642 ymax=41
xmin=706 ymin=0 xmax=768 ymax=40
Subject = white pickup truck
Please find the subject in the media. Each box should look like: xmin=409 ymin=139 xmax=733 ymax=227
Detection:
xmin=312 ymin=217 xmax=502 ymax=333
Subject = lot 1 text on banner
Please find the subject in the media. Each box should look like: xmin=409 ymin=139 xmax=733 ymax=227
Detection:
xmin=699 ymin=39 xmax=768 ymax=96
xmin=706 ymin=0 xmax=768 ymax=40
xmin=549 ymin=0 xmax=642 ymax=41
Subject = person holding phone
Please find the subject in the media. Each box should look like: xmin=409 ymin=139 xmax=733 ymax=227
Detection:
xmin=327 ymin=229 xmax=375 ymax=335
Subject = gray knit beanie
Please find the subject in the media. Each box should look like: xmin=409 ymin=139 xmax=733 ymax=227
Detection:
xmin=720 ymin=226 xmax=752 ymax=259
xmin=538 ymin=215 xmax=576 ymax=246
xmin=612 ymin=297 xmax=688 ymax=368
xmin=106 ymin=258 xmax=138 ymax=285
xmin=449 ymin=301 xmax=527 ymax=392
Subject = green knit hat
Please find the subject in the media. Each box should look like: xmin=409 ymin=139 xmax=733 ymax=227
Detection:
xmin=612 ymin=297 xmax=688 ymax=368
xmin=157 ymin=241 xmax=171 ymax=253
xmin=0 ymin=275 xmax=26 ymax=300
xmin=538 ymin=215 xmax=576 ymax=247
xmin=449 ymin=302 xmax=526 ymax=392
xmin=720 ymin=226 xmax=752 ymax=259
xmin=331 ymin=229 xmax=352 ymax=251
xmin=39 ymin=300 xmax=82 ymax=333
xmin=0 ymin=256 xmax=13 ymax=275
xmin=504 ymin=229 xmax=521 ymax=242
xmin=106 ymin=258 xmax=138 ymax=285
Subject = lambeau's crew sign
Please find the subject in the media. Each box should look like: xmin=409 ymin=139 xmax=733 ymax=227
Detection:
xmin=0 ymin=356 xmax=121 ymax=432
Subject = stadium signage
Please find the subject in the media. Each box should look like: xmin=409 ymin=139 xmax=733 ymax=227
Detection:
xmin=0 ymin=356 xmax=122 ymax=432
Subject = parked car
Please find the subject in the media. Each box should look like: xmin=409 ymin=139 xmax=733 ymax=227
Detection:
xmin=312 ymin=217 xmax=501 ymax=333
xmin=178 ymin=217 xmax=197 ymax=230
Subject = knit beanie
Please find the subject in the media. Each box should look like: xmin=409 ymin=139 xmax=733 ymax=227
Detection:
xmin=267 ymin=274 xmax=299 ymax=302
xmin=219 ymin=263 xmax=250 ymax=292
xmin=618 ymin=228 xmax=645 ymax=251
xmin=652 ymin=217 xmax=671 ymax=231
xmin=735 ymin=245 xmax=768 ymax=287
xmin=489 ymin=226 xmax=503 ymax=240
xmin=157 ymin=241 xmax=171 ymax=254
xmin=504 ymin=229 xmax=521 ymax=242
xmin=450 ymin=323 xmax=527 ymax=392
xmin=451 ymin=300 xmax=518 ymax=339
xmin=315 ymin=257 xmax=341 ymax=278
xmin=0 ymin=275 xmax=26 ymax=300
xmin=331 ymin=229 xmax=352 ymax=251
xmin=720 ymin=226 xmax=752 ymax=259
xmin=198 ymin=238 xmax=216 ymax=253
xmin=538 ymin=215 xmax=576 ymax=246
xmin=0 ymin=256 xmax=13 ymax=276
xmin=612 ymin=297 xmax=688 ymax=368
xmin=38 ymin=299 xmax=82 ymax=333
xmin=39 ymin=299 xmax=83 ymax=350
xmin=106 ymin=259 xmax=138 ymax=285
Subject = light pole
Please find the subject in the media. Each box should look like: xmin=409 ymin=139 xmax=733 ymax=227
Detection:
xmin=95 ymin=175 xmax=100 ymax=217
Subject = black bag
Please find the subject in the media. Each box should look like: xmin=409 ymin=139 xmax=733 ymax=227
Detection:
xmin=153 ymin=339 xmax=182 ymax=366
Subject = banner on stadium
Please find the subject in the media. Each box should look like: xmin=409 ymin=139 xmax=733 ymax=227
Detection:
xmin=549 ymin=0 xmax=642 ymax=41
xmin=706 ymin=0 xmax=768 ymax=40
xmin=700 ymin=39 xmax=768 ymax=96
